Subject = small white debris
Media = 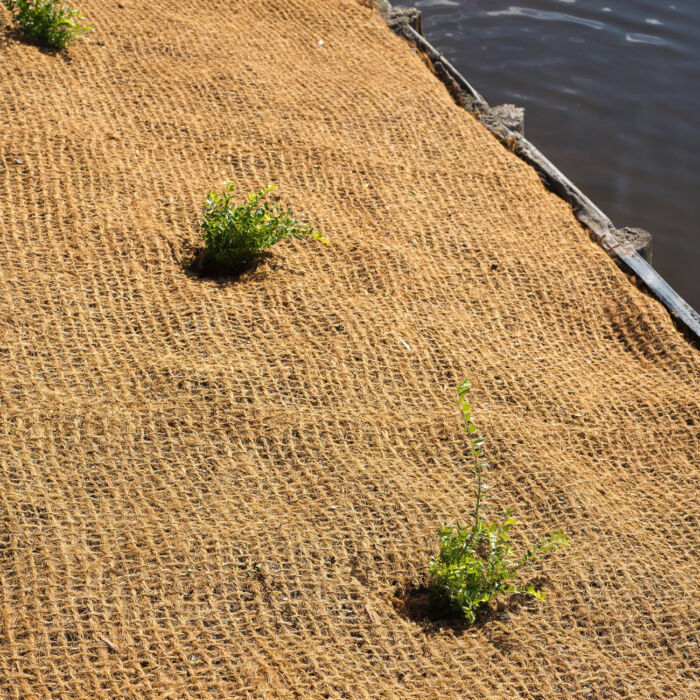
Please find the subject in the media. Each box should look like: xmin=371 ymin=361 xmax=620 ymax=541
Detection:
xmin=398 ymin=337 xmax=411 ymax=351
xmin=318 ymin=39 xmax=324 ymax=47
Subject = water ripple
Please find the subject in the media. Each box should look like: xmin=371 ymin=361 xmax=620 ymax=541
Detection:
xmin=486 ymin=6 xmax=605 ymax=30
xmin=625 ymin=32 xmax=666 ymax=46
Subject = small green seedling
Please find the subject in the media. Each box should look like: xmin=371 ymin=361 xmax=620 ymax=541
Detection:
xmin=200 ymin=182 xmax=327 ymax=273
xmin=2 ymin=0 xmax=93 ymax=49
xmin=429 ymin=379 xmax=568 ymax=623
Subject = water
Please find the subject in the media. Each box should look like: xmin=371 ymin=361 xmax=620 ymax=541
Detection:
xmin=413 ymin=0 xmax=700 ymax=310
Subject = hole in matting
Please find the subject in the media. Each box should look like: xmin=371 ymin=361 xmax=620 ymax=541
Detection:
xmin=394 ymin=581 xmax=546 ymax=632
xmin=184 ymin=248 xmax=275 ymax=282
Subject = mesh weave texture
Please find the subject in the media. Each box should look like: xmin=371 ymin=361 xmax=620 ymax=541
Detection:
xmin=1 ymin=0 xmax=698 ymax=697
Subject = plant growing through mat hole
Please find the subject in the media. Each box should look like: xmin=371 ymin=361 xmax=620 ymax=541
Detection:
xmin=2 ymin=0 xmax=93 ymax=49
xmin=428 ymin=379 xmax=569 ymax=623
xmin=199 ymin=182 xmax=327 ymax=273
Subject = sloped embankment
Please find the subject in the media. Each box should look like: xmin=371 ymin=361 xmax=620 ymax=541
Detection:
xmin=0 ymin=0 xmax=698 ymax=696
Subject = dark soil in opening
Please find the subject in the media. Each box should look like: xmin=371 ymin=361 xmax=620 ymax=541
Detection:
xmin=184 ymin=248 xmax=274 ymax=281
xmin=394 ymin=581 xmax=546 ymax=632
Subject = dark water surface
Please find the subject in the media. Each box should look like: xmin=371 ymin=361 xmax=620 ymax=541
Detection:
xmin=414 ymin=0 xmax=699 ymax=310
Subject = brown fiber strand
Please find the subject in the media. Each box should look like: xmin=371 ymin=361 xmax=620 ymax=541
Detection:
xmin=0 ymin=0 xmax=698 ymax=697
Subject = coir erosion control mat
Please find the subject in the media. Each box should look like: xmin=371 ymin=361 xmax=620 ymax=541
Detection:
xmin=1 ymin=0 xmax=698 ymax=697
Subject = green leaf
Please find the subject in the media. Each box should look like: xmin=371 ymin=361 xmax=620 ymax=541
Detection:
xmin=200 ymin=183 xmax=324 ymax=272
xmin=427 ymin=379 xmax=569 ymax=624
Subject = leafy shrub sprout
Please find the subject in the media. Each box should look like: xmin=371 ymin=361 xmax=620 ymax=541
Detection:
xmin=429 ymin=379 xmax=569 ymax=623
xmin=2 ymin=0 xmax=93 ymax=49
xmin=200 ymin=183 xmax=327 ymax=273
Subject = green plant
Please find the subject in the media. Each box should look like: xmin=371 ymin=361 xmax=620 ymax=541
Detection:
xmin=2 ymin=0 xmax=93 ymax=49
xmin=200 ymin=183 xmax=327 ymax=273
xmin=428 ymin=379 xmax=569 ymax=623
